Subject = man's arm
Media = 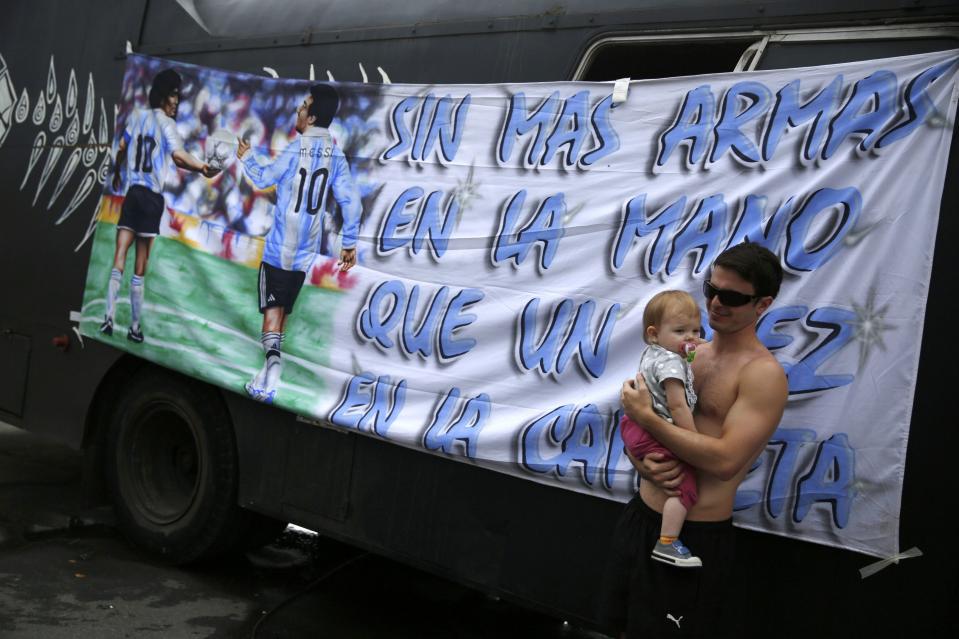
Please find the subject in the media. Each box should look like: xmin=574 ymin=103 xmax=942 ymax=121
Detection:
xmin=236 ymin=139 xmax=293 ymax=189
xmin=171 ymin=148 xmax=218 ymax=177
xmin=622 ymin=358 xmax=787 ymax=480
xmin=156 ymin=114 xmax=218 ymax=178
xmin=331 ymin=151 xmax=361 ymax=271
xmin=112 ymin=136 xmax=128 ymax=191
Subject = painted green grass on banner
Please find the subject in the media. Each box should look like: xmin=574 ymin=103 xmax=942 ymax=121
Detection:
xmin=81 ymin=221 xmax=338 ymax=415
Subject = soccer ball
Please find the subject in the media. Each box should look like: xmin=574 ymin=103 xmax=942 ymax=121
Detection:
xmin=204 ymin=128 xmax=236 ymax=171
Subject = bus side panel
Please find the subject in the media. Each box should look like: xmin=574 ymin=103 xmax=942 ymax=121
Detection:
xmin=227 ymin=392 xmax=620 ymax=625
xmin=0 ymin=0 xmax=144 ymax=444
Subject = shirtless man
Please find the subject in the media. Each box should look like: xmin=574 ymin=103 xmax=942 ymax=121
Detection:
xmin=603 ymin=241 xmax=788 ymax=638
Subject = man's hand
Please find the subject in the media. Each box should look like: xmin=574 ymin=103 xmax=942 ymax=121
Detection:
xmin=112 ymin=172 xmax=122 ymax=192
xmin=236 ymin=137 xmax=250 ymax=160
xmin=621 ymin=374 xmax=654 ymax=424
xmin=338 ymin=247 xmax=356 ymax=272
xmin=200 ymin=163 xmax=221 ymax=179
xmin=630 ymin=451 xmax=683 ymax=497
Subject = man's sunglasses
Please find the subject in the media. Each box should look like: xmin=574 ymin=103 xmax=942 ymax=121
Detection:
xmin=703 ymin=281 xmax=761 ymax=307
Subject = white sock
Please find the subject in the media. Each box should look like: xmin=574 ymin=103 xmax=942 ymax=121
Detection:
xmin=130 ymin=275 xmax=144 ymax=331
xmin=105 ymin=268 xmax=122 ymax=321
xmin=261 ymin=331 xmax=283 ymax=390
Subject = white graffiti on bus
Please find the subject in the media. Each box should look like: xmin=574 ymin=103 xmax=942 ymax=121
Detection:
xmin=0 ymin=53 xmax=112 ymax=251
xmin=261 ymin=61 xmax=392 ymax=84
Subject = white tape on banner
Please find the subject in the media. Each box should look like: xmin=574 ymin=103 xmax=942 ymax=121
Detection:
xmin=859 ymin=547 xmax=923 ymax=579
xmin=612 ymin=77 xmax=630 ymax=107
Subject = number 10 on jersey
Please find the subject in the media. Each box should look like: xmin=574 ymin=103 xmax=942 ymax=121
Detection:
xmin=294 ymin=167 xmax=329 ymax=215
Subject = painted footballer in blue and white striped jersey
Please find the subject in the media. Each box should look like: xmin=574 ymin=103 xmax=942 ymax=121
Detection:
xmin=240 ymin=126 xmax=359 ymax=273
xmin=121 ymin=108 xmax=184 ymax=194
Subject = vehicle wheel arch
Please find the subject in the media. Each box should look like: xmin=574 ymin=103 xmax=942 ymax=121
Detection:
xmin=83 ymin=358 xmax=285 ymax=563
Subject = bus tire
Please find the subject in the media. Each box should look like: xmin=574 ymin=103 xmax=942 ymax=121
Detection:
xmin=104 ymin=367 xmax=254 ymax=564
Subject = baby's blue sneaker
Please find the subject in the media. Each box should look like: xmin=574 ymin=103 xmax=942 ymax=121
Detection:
xmin=652 ymin=539 xmax=702 ymax=568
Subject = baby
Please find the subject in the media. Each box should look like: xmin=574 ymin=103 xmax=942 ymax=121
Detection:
xmin=620 ymin=290 xmax=703 ymax=568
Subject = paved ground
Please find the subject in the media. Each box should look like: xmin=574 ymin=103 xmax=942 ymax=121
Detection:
xmin=0 ymin=423 xmax=609 ymax=638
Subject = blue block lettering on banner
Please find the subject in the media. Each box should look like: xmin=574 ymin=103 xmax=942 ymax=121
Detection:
xmin=581 ymin=94 xmax=620 ymax=167
xmin=794 ymin=433 xmax=856 ymax=528
xmin=518 ymin=298 xmax=572 ymax=374
xmin=439 ymin=289 xmax=484 ymax=360
xmin=758 ymin=305 xmax=856 ymax=395
xmin=878 ymin=58 xmax=959 ymax=148
xmin=823 ymin=71 xmax=897 ymax=159
xmin=656 ymin=85 xmax=715 ymax=169
xmin=556 ymin=300 xmax=619 ymax=378
xmin=784 ymin=187 xmax=862 ymax=272
xmin=401 ymin=286 xmax=449 ymax=358
xmin=766 ymin=428 xmax=818 ymax=518
xmin=423 ymin=388 xmax=490 ymax=459
xmin=382 ymin=96 xmax=418 ymax=161
xmin=499 ymin=91 xmax=560 ymax=166
xmin=329 ymin=372 xmax=408 ymax=437
xmin=498 ymin=91 xmax=619 ymax=168
xmin=379 ymin=186 xmax=459 ymax=259
xmin=762 ymin=76 xmax=842 ymax=162
xmin=382 ymin=93 xmax=470 ymax=164
xmin=611 ymin=194 xmax=686 ymax=274
xmin=756 ymin=305 xmax=807 ymax=351
xmin=517 ymin=298 xmax=619 ymax=378
xmin=358 ymin=280 xmax=407 ymax=349
xmin=658 ymin=61 xmax=955 ymax=169
xmin=541 ymin=90 xmax=590 ymax=167
xmin=666 ymin=194 xmax=728 ymax=276
xmin=726 ymin=195 xmax=796 ymax=252
xmin=380 ymin=186 xmax=421 ymax=252
xmin=521 ymin=404 xmax=611 ymax=486
xmin=614 ymin=188 xmax=858 ymax=277
xmin=492 ymin=191 xmax=566 ymax=271
xmin=709 ymin=81 xmax=772 ymax=165
xmin=358 ymin=281 xmax=483 ymax=361
xmin=734 ymin=428 xmax=851 ymax=523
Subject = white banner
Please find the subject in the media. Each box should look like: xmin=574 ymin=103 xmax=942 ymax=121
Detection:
xmin=85 ymin=49 xmax=959 ymax=558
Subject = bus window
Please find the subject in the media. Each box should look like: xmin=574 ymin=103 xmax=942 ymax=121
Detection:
xmin=575 ymin=38 xmax=758 ymax=81
xmin=756 ymin=37 xmax=959 ymax=69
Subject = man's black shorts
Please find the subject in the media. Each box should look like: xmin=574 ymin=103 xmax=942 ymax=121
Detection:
xmin=600 ymin=495 xmax=737 ymax=638
xmin=258 ymin=262 xmax=306 ymax=315
xmin=118 ymin=184 xmax=166 ymax=237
